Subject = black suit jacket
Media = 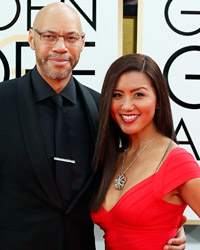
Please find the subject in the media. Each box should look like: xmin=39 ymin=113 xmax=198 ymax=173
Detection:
xmin=0 ymin=70 xmax=99 ymax=250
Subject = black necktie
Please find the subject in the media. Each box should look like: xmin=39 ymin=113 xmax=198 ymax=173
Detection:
xmin=51 ymin=95 xmax=72 ymax=207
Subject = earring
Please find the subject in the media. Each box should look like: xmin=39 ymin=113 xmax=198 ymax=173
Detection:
xmin=119 ymin=138 xmax=123 ymax=148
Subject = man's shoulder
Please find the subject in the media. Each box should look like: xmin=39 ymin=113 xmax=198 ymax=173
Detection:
xmin=74 ymin=77 xmax=99 ymax=93
xmin=84 ymin=85 xmax=100 ymax=100
xmin=0 ymin=71 xmax=31 ymax=88
xmin=0 ymin=77 xmax=18 ymax=96
xmin=0 ymin=72 xmax=32 ymax=102
xmin=0 ymin=77 xmax=17 ymax=86
xmin=73 ymin=77 xmax=100 ymax=101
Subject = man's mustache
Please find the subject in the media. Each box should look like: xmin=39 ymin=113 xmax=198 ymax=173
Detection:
xmin=46 ymin=54 xmax=74 ymax=61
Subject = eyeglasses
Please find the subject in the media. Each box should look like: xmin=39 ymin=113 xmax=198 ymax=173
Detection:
xmin=33 ymin=28 xmax=84 ymax=47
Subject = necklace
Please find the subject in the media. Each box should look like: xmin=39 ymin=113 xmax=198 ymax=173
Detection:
xmin=114 ymin=132 xmax=158 ymax=190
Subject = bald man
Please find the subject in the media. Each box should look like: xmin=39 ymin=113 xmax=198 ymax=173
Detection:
xmin=0 ymin=2 xmax=186 ymax=250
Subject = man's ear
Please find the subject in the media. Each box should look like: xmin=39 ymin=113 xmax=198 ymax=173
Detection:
xmin=80 ymin=33 xmax=85 ymax=52
xmin=28 ymin=29 xmax=35 ymax=50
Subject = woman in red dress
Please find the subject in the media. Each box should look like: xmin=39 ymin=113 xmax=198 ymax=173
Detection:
xmin=90 ymin=54 xmax=200 ymax=250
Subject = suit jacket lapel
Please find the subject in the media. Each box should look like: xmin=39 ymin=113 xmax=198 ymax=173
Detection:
xmin=66 ymin=79 xmax=99 ymax=212
xmin=75 ymin=79 xmax=99 ymax=144
xmin=17 ymin=72 xmax=63 ymax=210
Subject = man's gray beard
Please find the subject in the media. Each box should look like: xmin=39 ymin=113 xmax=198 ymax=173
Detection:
xmin=43 ymin=69 xmax=71 ymax=80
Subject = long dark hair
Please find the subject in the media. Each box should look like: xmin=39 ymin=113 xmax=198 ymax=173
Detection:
xmin=90 ymin=53 xmax=177 ymax=211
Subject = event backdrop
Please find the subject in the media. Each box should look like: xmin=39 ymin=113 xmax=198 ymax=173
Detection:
xmin=137 ymin=0 xmax=200 ymax=223
xmin=0 ymin=0 xmax=123 ymax=92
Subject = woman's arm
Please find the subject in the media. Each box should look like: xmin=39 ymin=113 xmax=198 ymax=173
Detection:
xmin=178 ymin=178 xmax=200 ymax=217
xmin=164 ymin=177 xmax=200 ymax=250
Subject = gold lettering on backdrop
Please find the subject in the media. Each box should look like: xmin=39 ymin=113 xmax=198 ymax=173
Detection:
xmin=0 ymin=35 xmax=28 ymax=50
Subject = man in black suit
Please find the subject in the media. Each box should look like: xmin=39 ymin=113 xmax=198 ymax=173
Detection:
xmin=0 ymin=2 xmax=98 ymax=250
xmin=0 ymin=2 xmax=186 ymax=250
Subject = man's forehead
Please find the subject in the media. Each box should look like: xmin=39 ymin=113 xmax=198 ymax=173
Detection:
xmin=34 ymin=4 xmax=80 ymax=27
xmin=34 ymin=11 xmax=81 ymax=33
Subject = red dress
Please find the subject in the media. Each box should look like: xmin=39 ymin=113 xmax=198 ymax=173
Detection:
xmin=91 ymin=148 xmax=200 ymax=250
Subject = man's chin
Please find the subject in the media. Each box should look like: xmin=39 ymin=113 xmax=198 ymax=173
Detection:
xmin=44 ymin=69 xmax=72 ymax=80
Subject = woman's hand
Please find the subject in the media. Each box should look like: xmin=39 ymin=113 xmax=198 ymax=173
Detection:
xmin=163 ymin=216 xmax=187 ymax=250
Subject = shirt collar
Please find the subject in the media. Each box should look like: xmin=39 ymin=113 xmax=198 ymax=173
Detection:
xmin=31 ymin=66 xmax=76 ymax=104
xmin=59 ymin=76 xmax=76 ymax=104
